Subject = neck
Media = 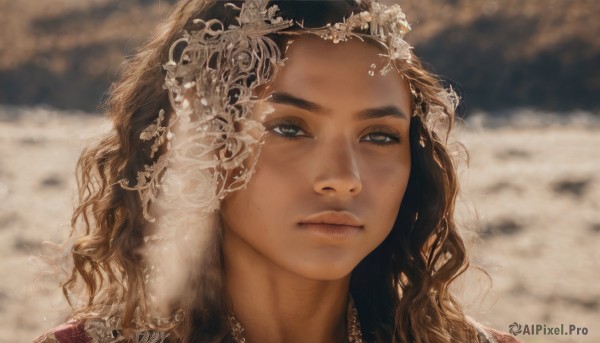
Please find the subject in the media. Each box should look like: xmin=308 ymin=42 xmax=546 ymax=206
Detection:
xmin=223 ymin=229 xmax=351 ymax=343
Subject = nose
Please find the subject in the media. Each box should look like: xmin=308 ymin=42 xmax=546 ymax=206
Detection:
xmin=312 ymin=136 xmax=362 ymax=197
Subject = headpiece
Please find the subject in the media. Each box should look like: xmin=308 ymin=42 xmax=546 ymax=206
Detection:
xmin=123 ymin=0 xmax=414 ymax=220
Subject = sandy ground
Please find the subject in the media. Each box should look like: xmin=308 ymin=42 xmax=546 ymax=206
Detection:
xmin=0 ymin=106 xmax=598 ymax=342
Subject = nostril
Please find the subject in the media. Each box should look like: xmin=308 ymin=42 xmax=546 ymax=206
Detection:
xmin=312 ymin=149 xmax=363 ymax=196
xmin=316 ymin=178 xmax=362 ymax=196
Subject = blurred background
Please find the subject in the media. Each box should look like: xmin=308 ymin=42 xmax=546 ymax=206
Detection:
xmin=0 ymin=0 xmax=598 ymax=342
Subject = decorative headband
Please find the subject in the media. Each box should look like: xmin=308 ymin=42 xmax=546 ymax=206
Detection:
xmin=122 ymin=0 xmax=415 ymax=220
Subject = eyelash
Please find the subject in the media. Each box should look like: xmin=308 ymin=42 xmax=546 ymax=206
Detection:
xmin=266 ymin=119 xmax=402 ymax=146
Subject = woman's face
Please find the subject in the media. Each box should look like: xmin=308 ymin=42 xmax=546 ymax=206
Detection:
xmin=220 ymin=36 xmax=412 ymax=280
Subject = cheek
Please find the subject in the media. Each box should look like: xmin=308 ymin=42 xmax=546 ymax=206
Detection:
xmin=362 ymin=157 xmax=411 ymax=229
xmin=246 ymin=142 xmax=315 ymax=208
xmin=220 ymin=146 xmax=302 ymax=233
xmin=376 ymin=164 xmax=410 ymax=204
xmin=249 ymin=144 xmax=306 ymax=204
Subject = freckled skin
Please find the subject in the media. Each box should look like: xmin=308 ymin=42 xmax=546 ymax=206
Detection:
xmin=221 ymin=35 xmax=412 ymax=280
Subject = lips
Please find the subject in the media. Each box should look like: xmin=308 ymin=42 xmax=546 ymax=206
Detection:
xmin=299 ymin=210 xmax=364 ymax=228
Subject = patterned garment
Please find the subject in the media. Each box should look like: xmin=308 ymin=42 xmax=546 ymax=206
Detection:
xmin=34 ymin=318 xmax=523 ymax=343
xmin=34 ymin=322 xmax=91 ymax=343
xmin=33 ymin=318 xmax=168 ymax=343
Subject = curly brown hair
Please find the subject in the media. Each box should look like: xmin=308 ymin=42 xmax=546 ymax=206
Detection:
xmin=62 ymin=1 xmax=480 ymax=342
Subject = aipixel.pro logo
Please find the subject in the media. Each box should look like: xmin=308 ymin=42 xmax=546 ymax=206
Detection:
xmin=509 ymin=322 xmax=589 ymax=336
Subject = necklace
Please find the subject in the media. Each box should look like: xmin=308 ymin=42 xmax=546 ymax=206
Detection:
xmin=228 ymin=298 xmax=364 ymax=343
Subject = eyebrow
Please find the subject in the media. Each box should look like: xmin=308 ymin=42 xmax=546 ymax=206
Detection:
xmin=356 ymin=105 xmax=408 ymax=121
xmin=268 ymin=92 xmax=408 ymax=120
xmin=269 ymin=92 xmax=325 ymax=113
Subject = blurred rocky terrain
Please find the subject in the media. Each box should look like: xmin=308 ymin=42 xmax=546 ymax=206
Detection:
xmin=403 ymin=0 xmax=600 ymax=112
xmin=0 ymin=0 xmax=598 ymax=113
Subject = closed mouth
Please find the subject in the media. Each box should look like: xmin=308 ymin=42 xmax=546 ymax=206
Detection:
xmin=298 ymin=210 xmax=364 ymax=228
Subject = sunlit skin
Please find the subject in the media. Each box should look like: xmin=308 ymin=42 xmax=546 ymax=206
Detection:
xmin=220 ymin=36 xmax=413 ymax=343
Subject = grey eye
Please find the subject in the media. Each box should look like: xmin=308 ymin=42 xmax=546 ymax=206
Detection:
xmin=272 ymin=124 xmax=305 ymax=137
xmin=362 ymin=132 xmax=401 ymax=145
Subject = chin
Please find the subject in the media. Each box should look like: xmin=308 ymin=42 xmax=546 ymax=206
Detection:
xmin=285 ymin=252 xmax=362 ymax=281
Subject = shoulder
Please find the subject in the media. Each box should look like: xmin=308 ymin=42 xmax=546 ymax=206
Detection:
xmin=33 ymin=321 xmax=92 ymax=343
xmin=467 ymin=316 xmax=523 ymax=343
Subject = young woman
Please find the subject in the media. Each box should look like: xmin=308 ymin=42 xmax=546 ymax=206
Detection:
xmin=35 ymin=1 xmax=521 ymax=342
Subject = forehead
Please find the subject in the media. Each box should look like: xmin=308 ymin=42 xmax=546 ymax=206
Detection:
xmin=266 ymin=35 xmax=412 ymax=113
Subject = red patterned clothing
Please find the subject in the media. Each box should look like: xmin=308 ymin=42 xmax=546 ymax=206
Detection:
xmin=33 ymin=322 xmax=91 ymax=343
